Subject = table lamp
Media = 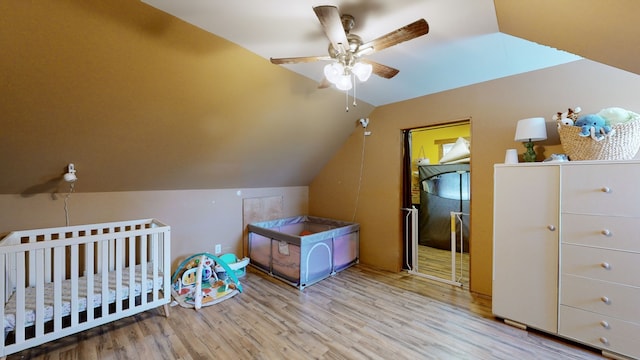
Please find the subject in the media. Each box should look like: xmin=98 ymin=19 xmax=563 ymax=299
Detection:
xmin=514 ymin=117 xmax=547 ymax=162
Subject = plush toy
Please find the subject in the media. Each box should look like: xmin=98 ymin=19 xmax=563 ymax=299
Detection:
xmin=553 ymin=107 xmax=582 ymax=126
xmin=597 ymin=107 xmax=640 ymax=126
xmin=575 ymin=114 xmax=613 ymax=141
xmin=543 ymin=153 xmax=569 ymax=162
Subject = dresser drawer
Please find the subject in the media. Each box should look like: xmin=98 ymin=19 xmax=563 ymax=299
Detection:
xmin=561 ymin=274 xmax=640 ymax=323
xmin=561 ymin=163 xmax=640 ymax=216
xmin=561 ymin=213 xmax=640 ymax=252
xmin=562 ymin=244 xmax=640 ymax=286
xmin=560 ymin=305 xmax=640 ymax=359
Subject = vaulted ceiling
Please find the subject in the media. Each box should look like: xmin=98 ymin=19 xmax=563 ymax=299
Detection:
xmin=141 ymin=0 xmax=640 ymax=106
xmin=140 ymin=0 xmax=586 ymax=107
xmin=495 ymin=0 xmax=640 ymax=78
xmin=2 ymin=0 xmax=640 ymax=195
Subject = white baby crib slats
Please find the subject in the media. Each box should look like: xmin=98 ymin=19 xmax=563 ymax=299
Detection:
xmin=100 ymin=239 xmax=111 ymax=317
xmin=84 ymin=242 xmax=95 ymax=323
xmin=0 ymin=219 xmax=171 ymax=358
xmin=70 ymin=244 xmax=80 ymax=328
xmin=34 ymin=248 xmax=46 ymax=339
xmin=43 ymin=233 xmax=53 ymax=284
xmin=53 ymin=245 xmax=65 ymax=333
xmin=14 ymin=252 xmax=26 ymax=344
xmin=140 ymin=234 xmax=149 ymax=306
xmin=114 ymin=237 xmax=123 ymax=314
xmin=0 ymin=254 xmax=5 ymax=336
xmin=128 ymin=235 xmax=137 ymax=309
xmin=151 ymin=231 xmax=160 ymax=301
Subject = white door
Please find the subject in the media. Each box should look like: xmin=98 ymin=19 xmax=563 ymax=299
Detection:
xmin=493 ymin=164 xmax=559 ymax=333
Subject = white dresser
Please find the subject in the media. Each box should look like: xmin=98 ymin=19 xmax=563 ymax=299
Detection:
xmin=493 ymin=161 xmax=640 ymax=360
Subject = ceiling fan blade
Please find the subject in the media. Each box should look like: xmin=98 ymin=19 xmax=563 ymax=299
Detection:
xmin=313 ymin=5 xmax=349 ymax=54
xmin=318 ymin=76 xmax=331 ymax=89
xmin=360 ymin=59 xmax=400 ymax=79
xmin=270 ymin=55 xmax=331 ymax=65
xmin=359 ymin=19 xmax=429 ymax=54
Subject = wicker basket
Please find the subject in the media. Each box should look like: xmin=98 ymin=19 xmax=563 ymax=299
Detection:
xmin=557 ymin=120 xmax=640 ymax=160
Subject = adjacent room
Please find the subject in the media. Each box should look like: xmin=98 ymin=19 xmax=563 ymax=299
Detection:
xmin=2 ymin=0 xmax=640 ymax=359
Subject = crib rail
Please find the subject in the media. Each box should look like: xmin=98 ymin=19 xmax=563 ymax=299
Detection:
xmin=0 ymin=219 xmax=171 ymax=357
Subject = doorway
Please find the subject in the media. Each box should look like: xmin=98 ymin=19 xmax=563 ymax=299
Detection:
xmin=402 ymin=120 xmax=471 ymax=287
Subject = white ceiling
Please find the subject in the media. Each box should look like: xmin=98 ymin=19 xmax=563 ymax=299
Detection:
xmin=141 ymin=0 xmax=581 ymax=106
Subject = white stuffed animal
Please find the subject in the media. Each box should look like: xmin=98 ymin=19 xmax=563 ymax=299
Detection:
xmin=553 ymin=107 xmax=582 ymax=126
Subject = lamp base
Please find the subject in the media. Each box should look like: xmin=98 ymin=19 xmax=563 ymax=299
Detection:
xmin=522 ymin=140 xmax=537 ymax=162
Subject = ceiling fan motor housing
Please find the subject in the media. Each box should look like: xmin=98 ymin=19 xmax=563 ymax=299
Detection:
xmin=341 ymin=14 xmax=355 ymax=33
xmin=328 ymin=34 xmax=363 ymax=60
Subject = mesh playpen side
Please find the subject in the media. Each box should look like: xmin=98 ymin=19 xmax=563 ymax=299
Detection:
xmin=247 ymin=216 xmax=359 ymax=290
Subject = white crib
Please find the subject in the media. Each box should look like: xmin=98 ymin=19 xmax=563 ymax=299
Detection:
xmin=0 ymin=219 xmax=171 ymax=358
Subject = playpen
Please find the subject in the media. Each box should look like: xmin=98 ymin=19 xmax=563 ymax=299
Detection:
xmin=247 ymin=216 xmax=359 ymax=290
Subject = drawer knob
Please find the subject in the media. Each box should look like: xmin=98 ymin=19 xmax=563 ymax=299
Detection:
xmin=601 ymin=229 xmax=612 ymax=237
xmin=601 ymin=186 xmax=611 ymax=193
xmin=601 ymin=296 xmax=612 ymax=305
xmin=600 ymin=262 xmax=611 ymax=270
xmin=600 ymin=320 xmax=611 ymax=329
xmin=599 ymin=337 xmax=610 ymax=346
xmin=547 ymin=225 xmax=556 ymax=231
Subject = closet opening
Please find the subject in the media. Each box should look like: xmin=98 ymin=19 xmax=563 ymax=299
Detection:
xmin=402 ymin=119 xmax=471 ymax=287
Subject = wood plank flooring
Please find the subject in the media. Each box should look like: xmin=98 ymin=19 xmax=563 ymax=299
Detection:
xmin=7 ymin=265 xmax=605 ymax=360
xmin=416 ymin=245 xmax=469 ymax=287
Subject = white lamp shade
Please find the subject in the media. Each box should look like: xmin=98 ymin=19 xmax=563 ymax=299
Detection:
xmin=323 ymin=62 xmax=344 ymax=84
xmin=514 ymin=117 xmax=547 ymax=142
xmin=335 ymin=74 xmax=353 ymax=90
xmin=352 ymin=62 xmax=372 ymax=82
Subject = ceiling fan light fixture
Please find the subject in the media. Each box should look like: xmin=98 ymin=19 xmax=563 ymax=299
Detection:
xmin=324 ymin=62 xmax=344 ymax=84
xmin=271 ymin=6 xmax=429 ymax=110
xmin=335 ymin=74 xmax=353 ymax=91
xmin=352 ymin=62 xmax=373 ymax=82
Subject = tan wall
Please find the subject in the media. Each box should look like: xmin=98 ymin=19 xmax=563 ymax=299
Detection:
xmin=310 ymin=59 xmax=640 ymax=296
xmin=0 ymin=187 xmax=308 ymax=268
xmin=0 ymin=0 xmax=373 ymax=195
xmin=0 ymin=1 xmax=360 ymax=270
xmin=5 ymin=0 xmax=640 ymax=298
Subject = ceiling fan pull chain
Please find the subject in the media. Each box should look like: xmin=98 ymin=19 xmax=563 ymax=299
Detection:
xmin=352 ymin=73 xmax=358 ymax=108
xmin=345 ymin=88 xmax=349 ymax=112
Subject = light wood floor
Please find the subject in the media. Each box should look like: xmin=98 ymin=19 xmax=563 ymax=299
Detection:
xmin=416 ymin=245 xmax=469 ymax=287
xmin=7 ymin=265 xmax=605 ymax=360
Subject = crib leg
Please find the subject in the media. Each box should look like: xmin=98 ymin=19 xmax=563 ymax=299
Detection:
xmin=163 ymin=303 xmax=170 ymax=318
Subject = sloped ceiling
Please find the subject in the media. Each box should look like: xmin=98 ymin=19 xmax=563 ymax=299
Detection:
xmin=0 ymin=1 xmax=374 ymax=195
xmin=2 ymin=0 xmax=639 ymax=195
xmin=141 ymin=0 xmax=582 ymax=106
xmin=495 ymin=0 xmax=640 ymax=78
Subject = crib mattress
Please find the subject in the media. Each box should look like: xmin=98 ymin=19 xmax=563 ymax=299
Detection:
xmin=4 ymin=263 xmax=163 ymax=333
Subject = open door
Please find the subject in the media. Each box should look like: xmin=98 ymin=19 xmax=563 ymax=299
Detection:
xmin=402 ymin=120 xmax=471 ymax=287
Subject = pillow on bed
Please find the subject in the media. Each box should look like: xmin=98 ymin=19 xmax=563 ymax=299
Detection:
xmin=439 ymin=137 xmax=470 ymax=164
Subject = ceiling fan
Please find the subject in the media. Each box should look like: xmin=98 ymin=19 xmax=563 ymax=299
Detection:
xmin=270 ymin=5 xmax=429 ymax=90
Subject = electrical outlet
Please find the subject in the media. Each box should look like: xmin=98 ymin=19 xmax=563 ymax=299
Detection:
xmin=215 ymin=244 xmax=222 ymax=254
